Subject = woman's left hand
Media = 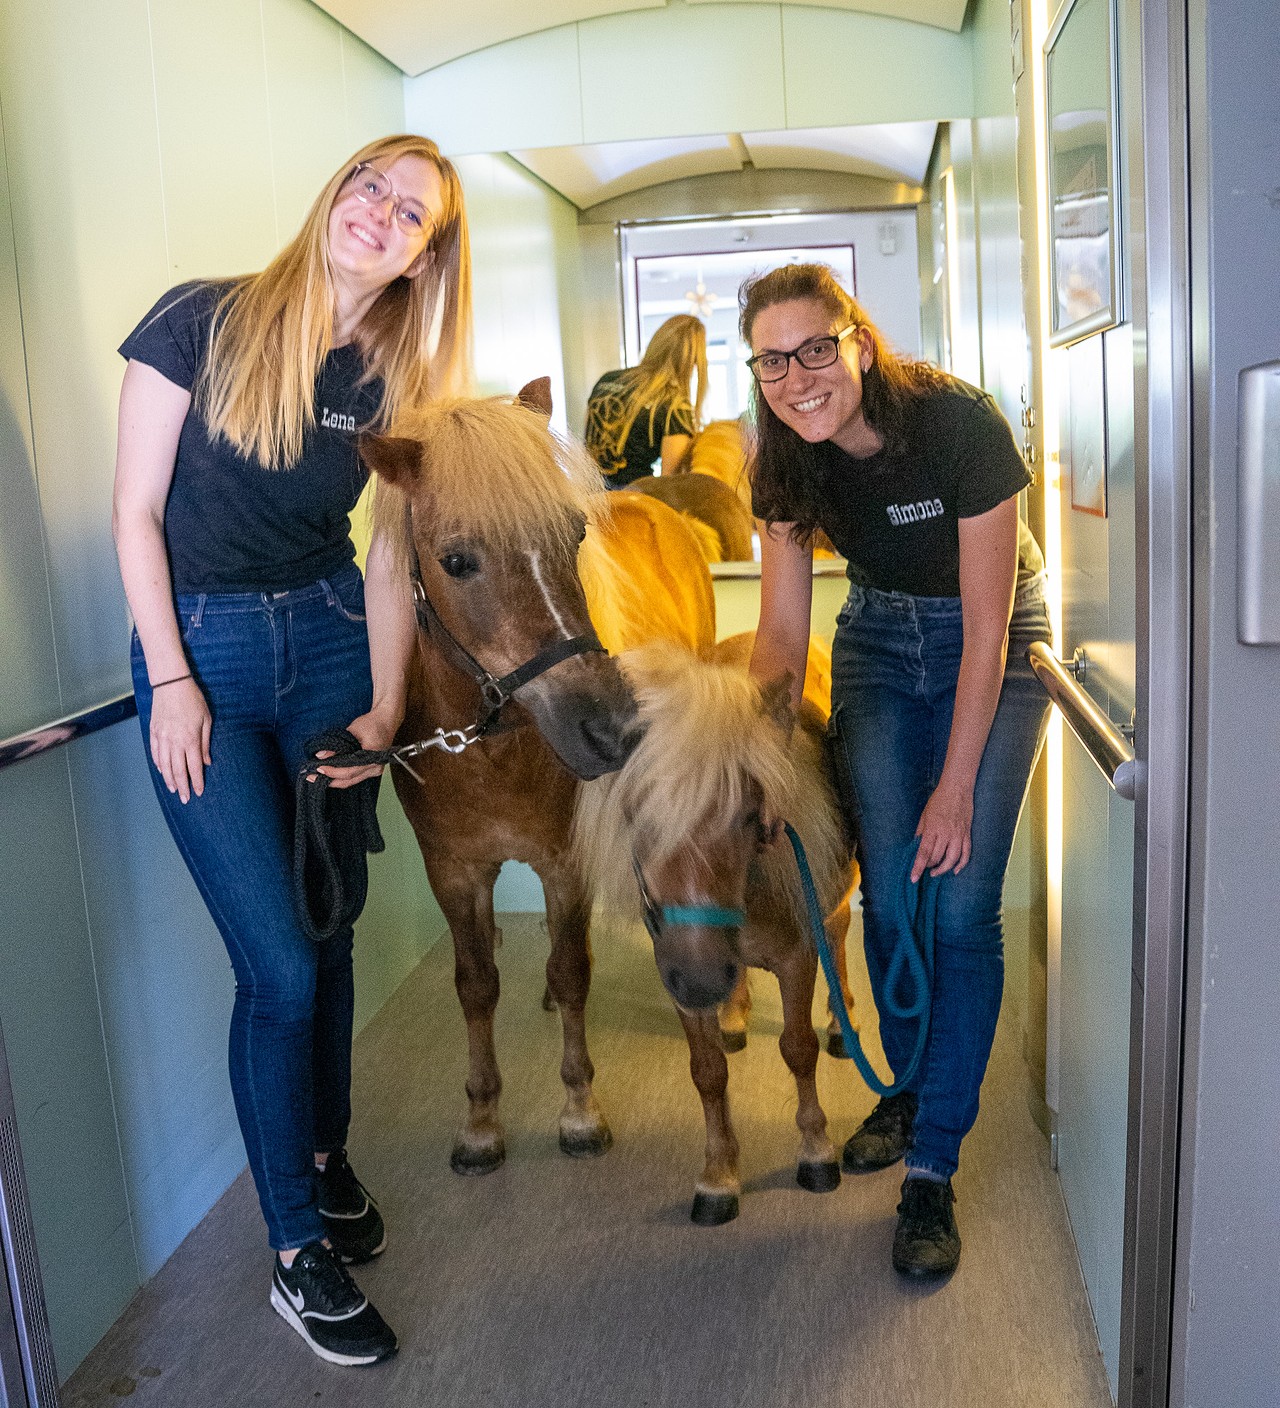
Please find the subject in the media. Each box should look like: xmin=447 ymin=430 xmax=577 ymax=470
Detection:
xmin=314 ymin=707 xmax=400 ymax=789
xmin=912 ymin=780 xmax=974 ymax=881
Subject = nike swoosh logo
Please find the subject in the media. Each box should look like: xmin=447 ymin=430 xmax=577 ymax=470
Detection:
xmin=283 ymin=1282 xmax=305 ymax=1313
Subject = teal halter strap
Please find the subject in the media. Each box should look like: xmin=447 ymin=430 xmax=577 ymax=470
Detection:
xmin=660 ymin=903 xmax=747 ymax=928
xmin=631 ymin=855 xmax=746 ymax=938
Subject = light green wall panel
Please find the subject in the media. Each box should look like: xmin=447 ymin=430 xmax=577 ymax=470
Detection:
xmin=404 ymin=26 xmax=583 ymax=156
xmin=0 ymin=0 xmax=167 ymax=711
xmin=339 ymin=27 xmax=407 ymax=149
xmin=970 ymin=0 xmax=1018 ymax=118
xmin=67 ymin=724 xmax=243 ymax=1282
xmin=406 ymin=4 xmax=979 ymax=161
xmin=0 ymin=96 xmax=60 ymax=735
xmin=781 ymin=7 xmax=973 ymax=127
xmin=150 ymin=0 xmax=278 ymax=275
xmin=263 ymin=0 xmax=350 ymax=235
xmin=457 ymin=153 xmax=580 ymax=428
xmin=579 ymin=4 xmax=786 ymax=143
xmin=0 ymin=751 xmax=138 ymax=1378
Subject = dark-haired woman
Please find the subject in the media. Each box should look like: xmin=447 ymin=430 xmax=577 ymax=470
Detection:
xmin=742 ymin=264 xmax=1051 ymax=1280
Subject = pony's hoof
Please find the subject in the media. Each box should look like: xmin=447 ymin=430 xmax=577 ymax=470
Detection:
xmin=826 ymin=1030 xmax=851 ymax=1060
xmin=542 ymin=984 xmax=558 ymax=1012
xmin=691 ymin=1190 xmax=740 ymax=1226
xmin=450 ymin=1141 xmax=505 ymax=1176
xmin=559 ymin=1126 xmax=613 ymax=1159
xmin=719 ymin=1028 xmax=747 ymax=1054
xmin=796 ymin=1159 xmax=841 ymax=1193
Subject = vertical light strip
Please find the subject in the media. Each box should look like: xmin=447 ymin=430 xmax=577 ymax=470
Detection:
xmin=1029 ymin=0 xmax=1065 ymax=1116
xmin=941 ymin=166 xmax=962 ymax=374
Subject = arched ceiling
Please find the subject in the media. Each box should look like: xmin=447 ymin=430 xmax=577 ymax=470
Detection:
xmin=511 ymin=122 xmax=939 ymax=209
xmin=310 ymin=0 xmax=971 ymax=78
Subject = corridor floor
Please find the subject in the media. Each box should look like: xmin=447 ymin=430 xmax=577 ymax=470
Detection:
xmin=64 ymin=911 xmax=1113 ymax=1408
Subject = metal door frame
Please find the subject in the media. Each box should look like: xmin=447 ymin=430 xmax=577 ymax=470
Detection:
xmin=1116 ymin=0 xmax=1194 ymax=1403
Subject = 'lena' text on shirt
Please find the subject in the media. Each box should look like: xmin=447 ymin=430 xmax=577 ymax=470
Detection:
xmin=886 ymin=498 xmax=945 ymax=527
xmin=321 ymin=407 xmax=356 ymax=432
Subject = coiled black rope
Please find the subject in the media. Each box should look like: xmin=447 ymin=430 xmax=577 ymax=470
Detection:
xmin=293 ymin=729 xmax=388 ymax=943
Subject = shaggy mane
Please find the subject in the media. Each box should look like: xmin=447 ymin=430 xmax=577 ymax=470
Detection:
xmin=574 ymin=642 xmax=848 ymax=936
xmin=370 ymin=395 xmax=610 ymax=573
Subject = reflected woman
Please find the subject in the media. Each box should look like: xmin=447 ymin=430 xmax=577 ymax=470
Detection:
xmin=584 ymin=313 xmax=706 ymax=486
xmin=742 ymin=264 xmax=1051 ymax=1280
xmin=112 ymin=136 xmax=472 ymax=1365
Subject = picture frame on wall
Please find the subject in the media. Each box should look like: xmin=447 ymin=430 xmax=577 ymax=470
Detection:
xmin=1064 ymin=334 xmax=1108 ymax=516
xmin=1044 ymin=0 xmax=1121 ymax=347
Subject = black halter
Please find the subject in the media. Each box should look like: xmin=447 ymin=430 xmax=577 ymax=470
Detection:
xmin=406 ymin=529 xmax=606 ymax=737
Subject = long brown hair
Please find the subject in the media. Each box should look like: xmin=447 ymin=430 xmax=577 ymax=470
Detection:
xmin=585 ymin=314 xmax=706 ymax=473
xmin=199 ymin=134 xmax=473 ymax=469
xmin=739 ymin=263 xmax=949 ymax=539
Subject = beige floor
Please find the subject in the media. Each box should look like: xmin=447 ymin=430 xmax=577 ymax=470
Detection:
xmin=64 ymin=911 xmax=1113 ymax=1408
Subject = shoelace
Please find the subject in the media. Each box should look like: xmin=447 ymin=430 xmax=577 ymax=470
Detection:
xmin=897 ymin=1178 xmax=954 ymax=1229
xmin=294 ymin=1246 xmax=362 ymax=1313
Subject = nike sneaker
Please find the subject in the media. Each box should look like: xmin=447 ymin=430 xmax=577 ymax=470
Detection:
xmin=270 ymin=1241 xmax=397 ymax=1366
xmin=317 ymin=1150 xmax=387 ymax=1264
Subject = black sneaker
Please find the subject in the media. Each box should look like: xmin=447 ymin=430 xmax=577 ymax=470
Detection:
xmin=270 ymin=1241 xmax=397 ymax=1366
xmin=317 ymin=1151 xmax=386 ymax=1264
xmin=892 ymin=1175 xmax=961 ymax=1279
xmin=841 ymin=1091 xmax=918 ymax=1173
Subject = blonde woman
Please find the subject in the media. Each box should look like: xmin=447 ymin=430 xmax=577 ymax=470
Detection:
xmin=112 ymin=135 xmax=472 ymax=1366
xmin=584 ymin=313 xmax=707 ymax=486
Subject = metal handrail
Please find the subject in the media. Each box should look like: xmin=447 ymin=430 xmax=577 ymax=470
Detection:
xmin=0 ymin=693 xmax=137 ymax=772
xmin=1028 ymin=642 xmax=1138 ymax=801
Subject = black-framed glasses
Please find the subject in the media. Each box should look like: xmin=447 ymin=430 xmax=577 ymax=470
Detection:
xmin=346 ymin=163 xmax=431 ymax=236
xmin=746 ymin=325 xmax=859 ymax=383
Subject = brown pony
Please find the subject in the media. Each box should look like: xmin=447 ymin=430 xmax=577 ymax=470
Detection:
xmin=363 ymin=386 xmax=714 ymax=1176
xmin=623 ymin=472 xmax=754 ymax=561
xmin=574 ymin=636 xmax=858 ymax=1224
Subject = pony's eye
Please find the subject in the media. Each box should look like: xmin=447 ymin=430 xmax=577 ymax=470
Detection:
xmin=439 ymin=551 xmax=478 ymax=579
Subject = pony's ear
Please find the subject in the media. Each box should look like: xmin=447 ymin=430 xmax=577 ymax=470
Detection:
xmin=758 ymin=675 xmax=796 ymax=734
xmin=360 ymin=434 xmax=423 ymax=485
xmin=516 ymin=376 xmax=553 ymax=421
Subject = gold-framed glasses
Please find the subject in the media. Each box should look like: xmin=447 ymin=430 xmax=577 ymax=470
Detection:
xmin=346 ymin=163 xmax=431 ymax=236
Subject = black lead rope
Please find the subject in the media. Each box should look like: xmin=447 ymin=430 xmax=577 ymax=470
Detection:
xmin=293 ymin=729 xmax=388 ymax=944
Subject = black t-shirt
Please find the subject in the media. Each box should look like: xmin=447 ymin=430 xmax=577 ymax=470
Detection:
xmin=119 ymin=280 xmax=382 ymax=593
xmin=755 ymin=381 xmax=1038 ymax=597
xmin=584 ymin=369 xmax=695 ymax=488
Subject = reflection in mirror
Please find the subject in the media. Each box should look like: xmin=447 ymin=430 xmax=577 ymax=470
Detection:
xmin=502 ymin=121 xmax=935 ymax=557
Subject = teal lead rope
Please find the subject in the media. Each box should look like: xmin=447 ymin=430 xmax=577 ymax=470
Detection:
xmin=783 ymin=822 xmax=938 ymax=1098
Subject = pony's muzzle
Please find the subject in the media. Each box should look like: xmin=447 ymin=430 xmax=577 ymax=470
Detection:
xmin=654 ymin=933 xmax=742 ymax=1010
xmin=520 ymin=657 xmax=638 ymax=780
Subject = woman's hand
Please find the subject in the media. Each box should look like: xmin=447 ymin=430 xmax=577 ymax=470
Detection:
xmin=148 ymin=677 xmax=212 ymax=803
xmin=315 ymin=705 xmax=400 ymax=789
xmin=912 ymin=779 xmax=974 ymax=881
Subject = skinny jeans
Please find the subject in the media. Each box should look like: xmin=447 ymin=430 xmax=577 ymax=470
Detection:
xmin=830 ymin=574 xmax=1052 ymax=1179
xmin=131 ymin=564 xmax=373 ymax=1250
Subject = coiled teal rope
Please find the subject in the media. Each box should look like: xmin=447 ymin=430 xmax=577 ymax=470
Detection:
xmin=784 ymin=823 xmax=937 ymax=1097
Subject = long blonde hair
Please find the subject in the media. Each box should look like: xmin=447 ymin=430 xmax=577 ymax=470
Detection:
xmin=586 ymin=314 xmax=706 ymax=473
xmin=198 ymin=134 xmax=473 ymax=469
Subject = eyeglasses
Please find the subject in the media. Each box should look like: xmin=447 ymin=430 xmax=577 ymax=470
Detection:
xmin=346 ymin=163 xmax=432 ymax=236
xmin=746 ymin=325 xmax=859 ymax=383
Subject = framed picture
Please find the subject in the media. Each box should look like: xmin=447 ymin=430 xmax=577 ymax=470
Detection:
xmin=1044 ymin=0 xmax=1121 ymax=347
xmin=1063 ymin=334 xmax=1108 ymax=516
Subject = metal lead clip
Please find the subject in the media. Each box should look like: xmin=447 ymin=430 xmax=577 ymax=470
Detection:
xmin=390 ymin=726 xmax=484 ymax=784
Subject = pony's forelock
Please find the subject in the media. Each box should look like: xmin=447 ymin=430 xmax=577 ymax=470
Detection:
xmin=574 ymin=644 xmax=847 ymax=934
xmin=371 ymin=395 xmax=609 ymax=572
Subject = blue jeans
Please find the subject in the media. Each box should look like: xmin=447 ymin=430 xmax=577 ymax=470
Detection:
xmin=130 ymin=565 xmax=374 ymax=1250
xmin=830 ymin=574 xmax=1052 ymax=1179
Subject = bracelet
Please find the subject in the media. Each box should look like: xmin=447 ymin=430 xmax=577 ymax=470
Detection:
xmin=150 ymin=671 xmax=193 ymax=690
